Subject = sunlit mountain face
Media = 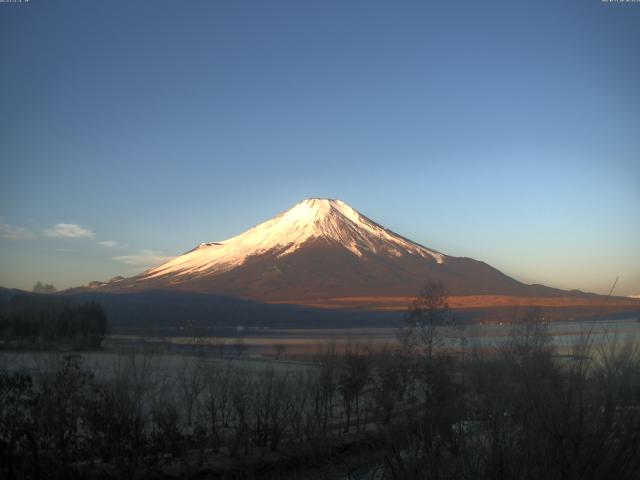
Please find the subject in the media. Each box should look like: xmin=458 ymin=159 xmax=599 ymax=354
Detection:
xmin=76 ymin=198 xmax=581 ymax=305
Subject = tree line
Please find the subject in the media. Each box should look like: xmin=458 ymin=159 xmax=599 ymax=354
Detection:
xmin=0 ymin=294 xmax=108 ymax=349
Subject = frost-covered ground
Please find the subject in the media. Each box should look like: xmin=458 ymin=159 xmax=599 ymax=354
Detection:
xmin=0 ymin=350 xmax=314 ymax=379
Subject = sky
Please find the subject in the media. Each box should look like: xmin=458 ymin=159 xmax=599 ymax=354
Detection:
xmin=0 ymin=0 xmax=639 ymax=296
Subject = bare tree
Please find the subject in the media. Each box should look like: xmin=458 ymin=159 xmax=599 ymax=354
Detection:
xmin=338 ymin=347 xmax=370 ymax=433
xmin=371 ymin=350 xmax=406 ymax=425
xmin=317 ymin=342 xmax=338 ymax=436
xmin=32 ymin=282 xmax=57 ymax=294
xmin=274 ymin=344 xmax=287 ymax=360
xmin=200 ymin=360 xmax=236 ymax=451
xmin=234 ymin=338 xmax=248 ymax=358
xmin=230 ymin=376 xmax=250 ymax=456
xmin=399 ymin=280 xmax=455 ymax=359
xmin=176 ymin=357 xmax=205 ymax=427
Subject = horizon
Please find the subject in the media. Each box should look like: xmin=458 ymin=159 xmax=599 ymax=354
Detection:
xmin=1 ymin=1 xmax=639 ymax=295
xmin=1 ymin=195 xmax=637 ymax=297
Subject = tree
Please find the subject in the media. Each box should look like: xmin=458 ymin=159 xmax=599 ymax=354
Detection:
xmin=371 ymin=351 xmax=406 ymax=425
xmin=0 ymin=372 xmax=39 ymax=479
xmin=273 ymin=344 xmax=287 ymax=360
xmin=176 ymin=358 xmax=205 ymax=427
xmin=201 ymin=360 xmax=236 ymax=451
xmin=317 ymin=343 xmax=338 ymax=436
xmin=0 ymin=297 xmax=108 ymax=348
xmin=234 ymin=338 xmax=248 ymax=358
xmin=399 ymin=280 xmax=455 ymax=359
xmin=32 ymin=282 xmax=57 ymax=294
xmin=338 ymin=348 xmax=371 ymax=433
xmin=35 ymin=355 xmax=94 ymax=474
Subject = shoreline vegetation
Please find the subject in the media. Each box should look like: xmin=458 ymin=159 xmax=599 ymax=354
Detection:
xmin=0 ymin=294 xmax=107 ymax=351
xmin=2 ymin=283 xmax=640 ymax=478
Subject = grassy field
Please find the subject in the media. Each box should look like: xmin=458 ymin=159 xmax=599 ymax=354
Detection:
xmin=272 ymin=294 xmax=640 ymax=311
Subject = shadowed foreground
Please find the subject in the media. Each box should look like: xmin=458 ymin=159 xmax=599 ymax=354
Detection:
xmin=2 ymin=312 xmax=640 ymax=479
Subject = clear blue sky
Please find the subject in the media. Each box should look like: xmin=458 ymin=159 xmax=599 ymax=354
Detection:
xmin=1 ymin=0 xmax=639 ymax=295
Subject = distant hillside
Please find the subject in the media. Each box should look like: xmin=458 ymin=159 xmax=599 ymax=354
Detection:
xmin=0 ymin=287 xmax=30 ymax=302
xmin=67 ymin=290 xmax=400 ymax=331
xmin=2 ymin=287 xmax=639 ymax=333
xmin=66 ymin=290 xmax=640 ymax=332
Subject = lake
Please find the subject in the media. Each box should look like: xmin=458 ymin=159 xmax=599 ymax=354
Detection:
xmin=102 ymin=316 xmax=640 ymax=356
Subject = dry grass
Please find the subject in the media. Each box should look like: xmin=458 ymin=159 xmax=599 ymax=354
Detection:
xmin=270 ymin=294 xmax=640 ymax=311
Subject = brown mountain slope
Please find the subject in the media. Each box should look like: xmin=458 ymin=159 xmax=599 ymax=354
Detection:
xmin=79 ymin=199 xmax=621 ymax=310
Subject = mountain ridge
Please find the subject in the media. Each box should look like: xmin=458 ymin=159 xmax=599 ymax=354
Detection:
xmin=74 ymin=198 xmax=608 ymax=305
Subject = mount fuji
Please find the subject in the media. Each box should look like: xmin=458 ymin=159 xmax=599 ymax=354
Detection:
xmin=86 ymin=198 xmax=576 ymax=305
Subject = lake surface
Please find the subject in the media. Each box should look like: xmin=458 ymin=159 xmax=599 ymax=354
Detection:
xmin=2 ymin=318 xmax=638 ymax=371
xmin=103 ymin=317 xmax=640 ymax=356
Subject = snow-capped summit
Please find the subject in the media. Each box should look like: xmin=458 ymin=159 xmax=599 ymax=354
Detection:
xmin=94 ymin=198 xmax=566 ymax=302
xmin=141 ymin=198 xmax=444 ymax=282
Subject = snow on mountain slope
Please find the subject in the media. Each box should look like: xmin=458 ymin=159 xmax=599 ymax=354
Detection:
xmin=139 ymin=198 xmax=445 ymax=281
xmin=79 ymin=197 xmax=584 ymax=302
